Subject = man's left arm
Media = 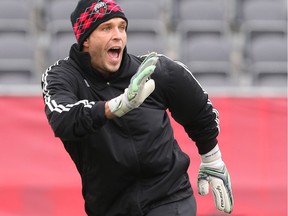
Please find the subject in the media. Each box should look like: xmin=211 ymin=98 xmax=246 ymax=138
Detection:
xmin=166 ymin=60 xmax=234 ymax=214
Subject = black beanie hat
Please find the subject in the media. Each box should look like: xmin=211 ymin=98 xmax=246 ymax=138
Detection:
xmin=71 ymin=0 xmax=127 ymax=48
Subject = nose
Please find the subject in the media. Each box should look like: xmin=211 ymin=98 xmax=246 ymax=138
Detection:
xmin=112 ymin=27 xmax=124 ymax=40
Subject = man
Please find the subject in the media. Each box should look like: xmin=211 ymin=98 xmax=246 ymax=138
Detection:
xmin=41 ymin=0 xmax=234 ymax=215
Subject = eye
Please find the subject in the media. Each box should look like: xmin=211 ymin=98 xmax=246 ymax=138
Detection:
xmin=102 ymin=26 xmax=111 ymax=31
xmin=119 ymin=25 xmax=126 ymax=31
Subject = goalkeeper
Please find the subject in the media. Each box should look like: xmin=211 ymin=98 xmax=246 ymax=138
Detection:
xmin=41 ymin=0 xmax=233 ymax=215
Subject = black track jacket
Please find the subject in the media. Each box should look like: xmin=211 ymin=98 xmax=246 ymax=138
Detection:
xmin=41 ymin=44 xmax=219 ymax=216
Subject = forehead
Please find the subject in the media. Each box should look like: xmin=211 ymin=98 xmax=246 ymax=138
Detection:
xmin=99 ymin=17 xmax=127 ymax=26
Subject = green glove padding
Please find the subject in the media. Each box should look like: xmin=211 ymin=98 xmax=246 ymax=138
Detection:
xmin=108 ymin=52 xmax=158 ymax=117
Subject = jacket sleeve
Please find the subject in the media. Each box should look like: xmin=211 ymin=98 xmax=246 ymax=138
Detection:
xmin=41 ymin=62 xmax=107 ymax=141
xmin=156 ymin=58 xmax=219 ymax=154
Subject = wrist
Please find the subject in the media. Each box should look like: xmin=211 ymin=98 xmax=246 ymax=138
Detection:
xmin=105 ymin=102 xmax=116 ymax=119
xmin=200 ymin=158 xmax=224 ymax=169
xmin=107 ymin=90 xmax=134 ymax=117
xmin=201 ymin=144 xmax=222 ymax=163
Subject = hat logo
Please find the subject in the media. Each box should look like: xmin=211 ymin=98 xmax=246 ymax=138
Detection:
xmin=93 ymin=2 xmax=107 ymax=15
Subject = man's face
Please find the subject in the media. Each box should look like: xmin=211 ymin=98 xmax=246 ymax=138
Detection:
xmin=82 ymin=17 xmax=127 ymax=73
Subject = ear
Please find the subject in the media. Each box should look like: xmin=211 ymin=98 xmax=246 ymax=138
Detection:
xmin=82 ymin=38 xmax=89 ymax=49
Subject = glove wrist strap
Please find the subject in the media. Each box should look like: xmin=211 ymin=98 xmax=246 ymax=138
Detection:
xmin=201 ymin=144 xmax=221 ymax=163
xmin=108 ymin=93 xmax=132 ymax=117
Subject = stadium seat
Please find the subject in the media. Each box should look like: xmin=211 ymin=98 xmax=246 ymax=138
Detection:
xmin=0 ymin=35 xmax=37 ymax=84
xmin=45 ymin=0 xmax=78 ymax=39
xmin=126 ymin=35 xmax=166 ymax=57
xmin=117 ymin=0 xmax=173 ymax=30
xmin=43 ymin=0 xmax=78 ymax=68
xmin=247 ymin=36 xmax=287 ymax=87
xmin=176 ymin=0 xmax=230 ymax=41
xmin=240 ymin=0 xmax=287 ymax=44
xmin=229 ymin=0 xmax=287 ymax=87
xmin=0 ymin=0 xmax=35 ymax=36
xmin=119 ymin=0 xmax=166 ymax=39
xmin=181 ymin=37 xmax=233 ymax=87
xmin=47 ymin=35 xmax=76 ymax=66
xmin=234 ymin=0 xmax=285 ymax=27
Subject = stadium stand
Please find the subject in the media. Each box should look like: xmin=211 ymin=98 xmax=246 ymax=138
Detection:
xmin=0 ymin=0 xmax=286 ymax=93
xmin=236 ymin=0 xmax=287 ymax=86
xmin=48 ymin=35 xmax=76 ymax=64
xmin=0 ymin=35 xmax=36 ymax=84
xmin=247 ymin=36 xmax=287 ymax=87
xmin=0 ymin=0 xmax=41 ymax=87
xmin=43 ymin=0 xmax=78 ymax=66
xmin=45 ymin=0 xmax=78 ymax=38
xmin=174 ymin=0 xmax=239 ymax=88
xmin=176 ymin=0 xmax=230 ymax=40
xmin=119 ymin=0 xmax=166 ymax=39
xmin=182 ymin=36 xmax=234 ymax=87
xmin=0 ymin=35 xmax=37 ymax=85
xmin=0 ymin=0 xmax=36 ymax=36
xmin=234 ymin=0 xmax=286 ymax=28
xmin=126 ymin=35 xmax=166 ymax=57
xmin=240 ymin=0 xmax=287 ymax=51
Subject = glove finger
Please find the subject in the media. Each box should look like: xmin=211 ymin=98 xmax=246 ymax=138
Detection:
xmin=210 ymin=178 xmax=224 ymax=211
xmin=210 ymin=177 xmax=233 ymax=213
xmin=139 ymin=52 xmax=158 ymax=69
xmin=138 ymin=65 xmax=156 ymax=84
xmin=142 ymin=56 xmax=158 ymax=70
xmin=224 ymin=173 xmax=234 ymax=213
xmin=131 ymin=65 xmax=156 ymax=92
xmin=142 ymin=79 xmax=155 ymax=96
xmin=136 ymin=56 xmax=158 ymax=78
xmin=135 ymin=79 xmax=155 ymax=104
xmin=222 ymin=186 xmax=233 ymax=214
xmin=197 ymin=179 xmax=209 ymax=196
xmin=128 ymin=65 xmax=155 ymax=100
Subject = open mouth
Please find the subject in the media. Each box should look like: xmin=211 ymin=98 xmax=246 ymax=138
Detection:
xmin=108 ymin=47 xmax=121 ymax=59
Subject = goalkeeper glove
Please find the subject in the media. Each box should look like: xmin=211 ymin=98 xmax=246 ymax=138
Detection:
xmin=197 ymin=144 xmax=234 ymax=214
xmin=108 ymin=52 xmax=158 ymax=117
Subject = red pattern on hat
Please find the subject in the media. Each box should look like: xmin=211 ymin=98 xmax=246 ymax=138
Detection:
xmin=73 ymin=0 xmax=123 ymax=41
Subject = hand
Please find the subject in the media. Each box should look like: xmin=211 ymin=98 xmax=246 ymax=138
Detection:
xmin=108 ymin=52 xmax=158 ymax=117
xmin=197 ymin=145 xmax=234 ymax=214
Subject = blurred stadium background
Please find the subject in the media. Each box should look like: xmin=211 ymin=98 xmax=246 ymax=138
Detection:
xmin=0 ymin=0 xmax=287 ymax=215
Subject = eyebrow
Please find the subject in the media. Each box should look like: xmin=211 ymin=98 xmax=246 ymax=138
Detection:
xmin=100 ymin=20 xmax=127 ymax=27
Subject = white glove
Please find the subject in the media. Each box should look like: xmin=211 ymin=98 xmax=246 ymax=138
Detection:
xmin=197 ymin=144 xmax=234 ymax=214
xmin=108 ymin=52 xmax=158 ymax=117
